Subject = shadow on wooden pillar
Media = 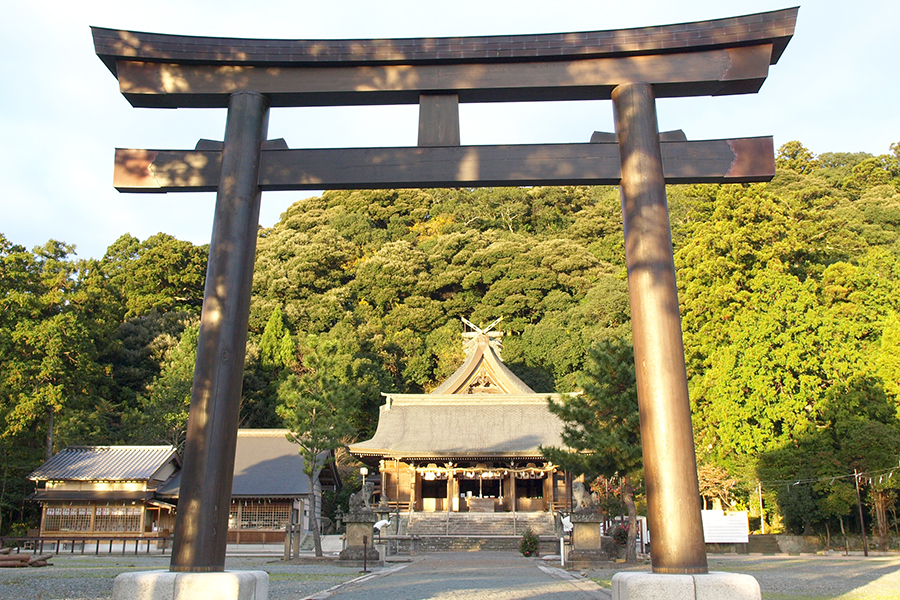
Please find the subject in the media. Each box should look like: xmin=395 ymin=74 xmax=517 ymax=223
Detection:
xmin=612 ymin=82 xmax=707 ymax=575
xmin=170 ymin=91 xmax=270 ymax=573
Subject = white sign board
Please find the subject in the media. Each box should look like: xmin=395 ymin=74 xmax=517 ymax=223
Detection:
xmin=701 ymin=510 xmax=749 ymax=544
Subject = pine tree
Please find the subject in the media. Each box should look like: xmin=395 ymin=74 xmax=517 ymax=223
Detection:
xmin=541 ymin=337 xmax=642 ymax=561
xmin=276 ymin=344 xmax=360 ymax=557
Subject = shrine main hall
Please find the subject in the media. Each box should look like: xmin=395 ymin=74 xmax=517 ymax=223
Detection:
xmin=348 ymin=320 xmax=571 ymax=513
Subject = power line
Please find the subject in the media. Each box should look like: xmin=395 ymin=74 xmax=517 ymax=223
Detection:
xmin=759 ymin=463 xmax=900 ymax=488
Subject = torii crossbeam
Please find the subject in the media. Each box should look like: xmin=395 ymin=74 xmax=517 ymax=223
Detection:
xmin=93 ymin=7 xmax=796 ymax=579
xmin=113 ymin=136 xmax=774 ymax=192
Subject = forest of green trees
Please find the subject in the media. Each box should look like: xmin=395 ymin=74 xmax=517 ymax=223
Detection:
xmin=1 ymin=141 xmax=899 ymax=542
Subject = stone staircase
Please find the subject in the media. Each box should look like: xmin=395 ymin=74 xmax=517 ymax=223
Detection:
xmin=408 ymin=512 xmax=556 ymax=537
xmin=413 ymin=535 xmax=558 ymax=553
xmin=298 ymin=532 xmax=314 ymax=551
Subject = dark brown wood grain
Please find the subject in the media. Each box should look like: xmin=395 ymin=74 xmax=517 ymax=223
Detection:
xmin=92 ymin=8 xmax=796 ymax=74
xmin=114 ymin=137 xmax=773 ymax=192
xmin=113 ymin=46 xmax=773 ymax=108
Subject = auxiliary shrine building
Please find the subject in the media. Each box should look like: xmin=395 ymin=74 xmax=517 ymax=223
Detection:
xmin=28 ymin=430 xmax=339 ymax=543
xmin=348 ymin=320 xmax=572 ymax=513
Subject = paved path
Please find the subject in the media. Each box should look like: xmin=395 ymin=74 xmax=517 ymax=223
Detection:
xmin=311 ymin=551 xmax=608 ymax=600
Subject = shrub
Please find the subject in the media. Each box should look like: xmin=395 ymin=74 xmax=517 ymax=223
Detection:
xmin=519 ymin=528 xmax=540 ymax=557
xmin=610 ymin=523 xmax=629 ymax=548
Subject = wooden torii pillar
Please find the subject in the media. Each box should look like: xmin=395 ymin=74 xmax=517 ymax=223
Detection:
xmin=93 ymin=7 xmax=796 ymax=575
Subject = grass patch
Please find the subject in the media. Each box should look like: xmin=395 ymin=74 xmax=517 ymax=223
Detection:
xmin=760 ymin=594 xmax=900 ymax=600
xmin=267 ymin=573 xmax=358 ymax=582
xmin=762 ymin=594 xmax=834 ymax=600
xmin=22 ymin=570 xmax=133 ymax=579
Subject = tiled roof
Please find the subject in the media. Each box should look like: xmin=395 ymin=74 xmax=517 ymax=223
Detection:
xmin=156 ymin=429 xmax=324 ymax=498
xmin=29 ymin=446 xmax=178 ymax=482
xmin=233 ymin=429 xmax=312 ymax=496
xmin=348 ymin=395 xmax=565 ymax=458
xmin=92 ymin=8 xmax=797 ymax=74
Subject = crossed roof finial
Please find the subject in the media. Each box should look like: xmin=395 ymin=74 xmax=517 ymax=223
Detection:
xmin=461 ymin=316 xmax=502 ymax=336
xmin=461 ymin=316 xmax=504 ymax=355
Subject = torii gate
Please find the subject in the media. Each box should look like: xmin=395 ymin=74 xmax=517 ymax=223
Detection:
xmin=93 ymin=7 xmax=796 ymax=578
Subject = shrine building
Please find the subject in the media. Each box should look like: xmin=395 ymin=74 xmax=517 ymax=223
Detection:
xmin=348 ymin=319 xmax=572 ymax=513
xmin=28 ymin=430 xmax=339 ymax=544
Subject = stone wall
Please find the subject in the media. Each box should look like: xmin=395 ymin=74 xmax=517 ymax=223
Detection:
xmin=744 ymin=534 xmax=892 ymax=554
xmin=705 ymin=542 xmax=749 ymax=554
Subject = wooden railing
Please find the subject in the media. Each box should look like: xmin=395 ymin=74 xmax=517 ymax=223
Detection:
xmin=384 ymin=500 xmax=411 ymax=512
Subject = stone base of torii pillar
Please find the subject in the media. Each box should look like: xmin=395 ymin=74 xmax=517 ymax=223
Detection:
xmin=612 ymin=572 xmax=761 ymax=600
xmin=111 ymin=570 xmax=269 ymax=600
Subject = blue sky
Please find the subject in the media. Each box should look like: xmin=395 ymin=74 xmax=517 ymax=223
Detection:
xmin=1 ymin=1 xmax=897 ymax=260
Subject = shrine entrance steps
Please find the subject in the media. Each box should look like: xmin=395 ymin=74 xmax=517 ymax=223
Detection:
xmin=403 ymin=512 xmax=558 ymax=552
xmin=408 ymin=511 xmax=556 ymax=536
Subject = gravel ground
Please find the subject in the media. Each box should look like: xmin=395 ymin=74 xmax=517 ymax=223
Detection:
xmin=0 ymin=554 xmax=364 ymax=600
xmin=582 ymin=553 xmax=900 ymax=600
xmin=319 ymin=551 xmax=604 ymax=600
xmin=2 ymin=551 xmax=899 ymax=600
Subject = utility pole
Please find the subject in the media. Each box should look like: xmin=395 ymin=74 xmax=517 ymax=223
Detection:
xmin=758 ymin=481 xmax=765 ymax=535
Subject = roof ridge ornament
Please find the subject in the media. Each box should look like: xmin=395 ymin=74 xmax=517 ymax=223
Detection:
xmin=460 ymin=316 xmax=502 ymax=335
xmin=461 ymin=316 xmax=503 ymax=356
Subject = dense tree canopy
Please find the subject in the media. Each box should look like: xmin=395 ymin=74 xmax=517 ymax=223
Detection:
xmin=2 ymin=140 xmax=899 ymax=539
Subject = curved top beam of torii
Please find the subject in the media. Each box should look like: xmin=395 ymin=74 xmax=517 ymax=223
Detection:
xmin=92 ymin=7 xmax=797 ymax=108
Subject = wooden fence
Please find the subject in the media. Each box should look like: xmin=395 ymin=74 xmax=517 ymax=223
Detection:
xmin=0 ymin=536 xmax=172 ymax=555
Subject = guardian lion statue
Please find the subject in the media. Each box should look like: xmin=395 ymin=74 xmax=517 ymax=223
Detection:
xmin=572 ymin=480 xmax=599 ymax=513
xmin=348 ymin=481 xmax=374 ymax=514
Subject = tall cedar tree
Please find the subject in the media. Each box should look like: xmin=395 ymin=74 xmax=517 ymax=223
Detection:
xmin=542 ymin=337 xmax=642 ymax=561
xmin=276 ymin=345 xmax=360 ymax=557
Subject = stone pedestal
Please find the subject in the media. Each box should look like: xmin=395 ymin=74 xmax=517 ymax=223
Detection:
xmin=568 ymin=513 xmax=617 ymax=563
xmin=375 ymin=498 xmax=390 ymax=517
xmin=112 ymin=570 xmax=268 ymax=600
xmin=338 ymin=512 xmax=380 ymax=565
xmin=375 ymin=499 xmax=395 ymax=535
xmin=612 ymin=572 xmax=761 ymax=600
